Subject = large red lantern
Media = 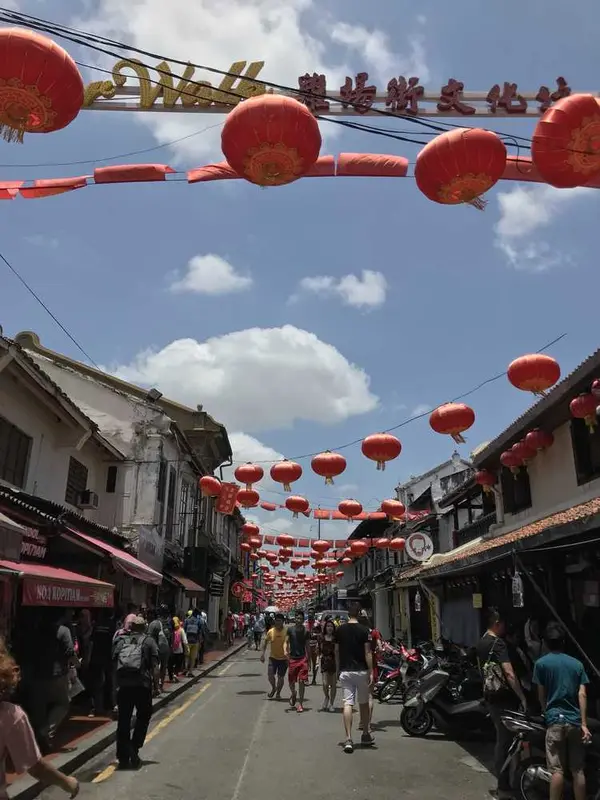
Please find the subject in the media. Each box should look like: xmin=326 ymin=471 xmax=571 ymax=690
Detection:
xmin=248 ymin=535 xmax=262 ymax=549
xmin=285 ymin=496 xmax=310 ymax=518
xmin=429 ymin=403 xmax=475 ymax=444
xmin=389 ymin=537 xmax=406 ymax=552
xmin=241 ymin=522 xmax=260 ymax=538
xmin=475 ymin=470 xmax=496 ymax=494
xmin=341 ymin=557 xmax=353 ymax=566
xmin=221 ymin=94 xmax=321 ymax=186
xmin=257 ymin=549 xmax=267 ymax=558
xmin=240 ymin=541 xmax=251 ymax=552
xmin=270 ymin=460 xmax=303 ymax=492
xmin=312 ymin=540 xmax=331 ymax=554
xmin=361 ymin=433 xmax=402 ymax=471
xmin=199 ymin=475 xmax=222 ymax=497
xmin=570 ymin=393 xmax=598 ymax=433
xmin=507 ymin=354 xmax=561 ymax=394
xmin=250 ymin=552 xmax=259 ymax=561
xmin=381 ymin=499 xmax=406 ymax=520
xmin=279 ymin=547 xmax=294 ymax=559
xmin=531 ymin=94 xmax=600 ymax=188
xmin=290 ymin=558 xmax=302 ymax=570
xmin=237 ymin=489 xmax=260 ymax=508
xmin=500 ymin=449 xmax=523 ymax=476
xmin=311 ymin=451 xmax=347 ymax=485
xmin=415 ymin=128 xmax=507 ymax=208
xmin=349 ymin=539 xmax=369 ymax=557
xmin=375 ymin=538 xmax=390 ymax=549
xmin=525 ymin=429 xmax=555 ymax=452
xmin=276 ymin=533 xmax=295 ymax=548
xmin=0 ymin=29 xmax=84 ymax=143
xmin=266 ymin=551 xmax=278 ymax=562
xmin=511 ymin=441 xmax=536 ymax=464
xmin=234 ymin=463 xmax=264 ymax=489
xmin=338 ymin=499 xmax=363 ymax=519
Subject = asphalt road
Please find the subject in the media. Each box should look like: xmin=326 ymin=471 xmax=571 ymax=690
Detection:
xmin=40 ymin=648 xmax=495 ymax=800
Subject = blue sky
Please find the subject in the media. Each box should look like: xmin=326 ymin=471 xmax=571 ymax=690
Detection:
xmin=1 ymin=0 xmax=600 ymax=539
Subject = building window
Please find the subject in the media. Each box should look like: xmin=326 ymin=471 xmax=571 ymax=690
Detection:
xmin=106 ymin=465 xmax=118 ymax=494
xmin=156 ymin=458 xmax=167 ymax=526
xmin=501 ymin=466 xmax=531 ymax=514
xmin=65 ymin=457 xmax=88 ymax=506
xmin=0 ymin=416 xmax=31 ymax=489
xmin=179 ymin=480 xmax=190 ymax=545
xmin=571 ymin=418 xmax=600 ymax=485
xmin=165 ymin=466 xmax=177 ymax=540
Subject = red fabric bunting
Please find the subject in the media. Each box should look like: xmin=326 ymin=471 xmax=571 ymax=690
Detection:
xmin=305 ymin=156 xmax=335 ymax=177
xmin=337 ymin=153 xmax=409 ymax=177
xmin=313 ymin=509 xmax=330 ymax=520
xmin=20 ymin=176 xmax=88 ymax=199
xmin=93 ymin=164 xmax=175 ymax=184
xmin=0 ymin=181 xmax=23 ymax=199
xmin=260 ymin=502 xmax=278 ymax=511
xmin=187 ymin=161 xmax=239 ymax=183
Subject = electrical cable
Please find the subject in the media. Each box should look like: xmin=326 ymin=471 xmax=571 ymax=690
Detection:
xmin=0 ymin=248 xmax=99 ymax=367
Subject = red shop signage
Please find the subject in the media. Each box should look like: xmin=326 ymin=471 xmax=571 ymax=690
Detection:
xmin=22 ymin=578 xmax=114 ymax=608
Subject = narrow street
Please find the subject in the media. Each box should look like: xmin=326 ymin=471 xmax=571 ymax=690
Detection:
xmin=47 ymin=649 xmax=494 ymax=800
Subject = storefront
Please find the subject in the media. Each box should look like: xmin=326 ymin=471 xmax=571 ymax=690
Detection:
xmin=162 ymin=571 xmax=205 ymax=613
xmin=0 ymin=559 xmax=114 ymax=608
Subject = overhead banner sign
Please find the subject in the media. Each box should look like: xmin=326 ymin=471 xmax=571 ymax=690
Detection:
xmin=22 ymin=578 xmax=114 ymax=608
xmin=83 ymin=61 xmax=574 ymax=119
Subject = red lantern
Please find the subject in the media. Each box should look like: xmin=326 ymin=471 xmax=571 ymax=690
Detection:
xmin=500 ymin=450 xmax=523 ymax=476
xmin=266 ymin=551 xmax=278 ymax=561
xmin=221 ymin=94 xmax=321 ymax=186
xmin=335 ymin=571 xmax=344 ymax=579
xmin=250 ymin=552 xmax=259 ymax=561
xmin=241 ymin=522 xmax=260 ymax=538
xmin=507 ymin=354 xmax=561 ymax=394
xmin=199 ymin=475 xmax=222 ymax=497
xmin=237 ymin=489 xmax=259 ymax=508
xmin=525 ymin=429 xmax=555 ymax=452
xmin=276 ymin=533 xmax=295 ymax=548
xmin=338 ymin=499 xmax=363 ymax=519
xmin=234 ymin=463 xmax=264 ymax=490
xmin=251 ymin=572 xmax=259 ymax=580
xmin=429 ymin=403 xmax=475 ymax=444
xmin=593 ymin=379 xmax=600 ymax=399
xmin=301 ymin=558 xmax=310 ymax=567
xmin=290 ymin=558 xmax=302 ymax=570
xmin=389 ymin=537 xmax=406 ymax=552
xmin=0 ymin=29 xmax=84 ymax=143
xmin=380 ymin=499 xmax=406 ymax=520
xmin=375 ymin=538 xmax=390 ymax=549
xmin=257 ymin=549 xmax=267 ymax=558
xmin=415 ymin=128 xmax=507 ymax=208
xmin=279 ymin=547 xmax=294 ymax=558
xmin=531 ymin=94 xmax=600 ymax=188
xmin=349 ymin=539 xmax=369 ymax=557
xmin=512 ymin=441 xmax=536 ymax=465
xmin=260 ymin=564 xmax=270 ymax=573
xmin=341 ymin=557 xmax=353 ymax=566
xmin=475 ymin=470 xmax=496 ymax=494
xmin=570 ymin=393 xmax=598 ymax=433
xmin=248 ymin=535 xmax=262 ymax=549
xmin=312 ymin=540 xmax=331 ymax=554
xmin=270 ymin=460 xmax=303 ymax=491
xmin=361 ymin=433 xmax=402 ymax=471
xmin=309 ymin=549 xmax=320 ymax=559
xmin=285 ymin=495 xmax=309 ymax=518
xmin=240 ymin=541 xmax=251 ymax=552
xmin=311 ymin=451 xmax=347 ymax=485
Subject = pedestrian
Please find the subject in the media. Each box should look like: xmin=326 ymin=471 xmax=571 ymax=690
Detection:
xmin=285 ymin=610 xmax=311 ymax=713
xmin=476 ymin=609 xmax=528 ymax=800
xmin=260 ymin=613 xmax=288 ymax=700
xmin=169 ymin=618 xmax=187 ymax=678
xmin=225 ymin=612 xmax=235 ymax=647
xmin=335 ymin=602 xmax=375 ymax=753
xmin=198 ymin=613 xmax=209 ymax=665
xmin=319 ymin=619 xmax=337 ymax=711
xmin=112 ymin=616 xmax=159 ymax=770
xmin=184 ymin=611 xmax=201 ymax=677
xmin=358 ymin=610 xmax=382 ymax=731
xmin=305 ymin=613 xmax=320 ymax=686
xmin=88 ymin=609 xmax=116 ymax=717
xmin=0 ymin=639 xmax=79 ymax=799
xmin=532 ymin=622 xmax=590 ymax=800
xmin=147 ymin=613 xmax=170 ymax=694
xmin=157 ymin=605 xmax=174 ymax=683
xmin=252 ymin=614 xmax=265 ymax=650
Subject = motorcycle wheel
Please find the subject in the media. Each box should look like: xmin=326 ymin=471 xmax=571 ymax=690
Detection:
xmin=400 ymin=706 xmax=434 ymax=737
xmin=513 ymin=757 xmax=549 ymax=800
xmin=379 ymin=679 xmax=400 ymax=703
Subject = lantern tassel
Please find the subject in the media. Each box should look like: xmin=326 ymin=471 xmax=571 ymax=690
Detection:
xmin=283 ymin=482 xmax=291 ymax=492
xmin=325 ymin=477 xmax=334 ymax=485
xmin=0 ymin=123 xmax=24 ymax=144
xmin=586 ymin=416 xmax=597 ymax=434
xmin=467 ymin=196 xmax=487 ymax=211
xmin=451 ymin=432 xmax=466 ymax=444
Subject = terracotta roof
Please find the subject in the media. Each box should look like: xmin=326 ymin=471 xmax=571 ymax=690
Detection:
xmin=397 ymin=497 xmax=600 ymax=582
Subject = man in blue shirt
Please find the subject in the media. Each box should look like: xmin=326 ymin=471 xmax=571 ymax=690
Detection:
xmin=532 ymin=623 xmax=591 ymax=800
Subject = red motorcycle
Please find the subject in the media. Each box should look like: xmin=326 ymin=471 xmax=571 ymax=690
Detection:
xmin=373 ymin=641 xmax=428 ymax=703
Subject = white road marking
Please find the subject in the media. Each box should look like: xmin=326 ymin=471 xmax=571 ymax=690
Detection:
xmin=230 ymin=700 xmax=268 ymax=800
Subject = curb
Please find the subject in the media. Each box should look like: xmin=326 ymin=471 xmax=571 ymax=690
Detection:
xmin=8 ymin=641 xmax=249 ymax=800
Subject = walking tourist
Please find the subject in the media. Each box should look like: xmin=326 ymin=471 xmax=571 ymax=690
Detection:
xmin=252 ymin=613 xmax=265 ymax=650
xmin=477 ymin=609 xmax=528 ymax=800
xmin=533 ymin=622 xmax=591 ymax=800
xmin=285 ymin=611 xmax=311 ymax=713
xmin=169 ymin=617 xmax=187 ymax=678
xmin=112 ymin=616 xmax=159 ymax=770
xmin=225 ymin=612 xmax=235 ymax=647
xmin=260 ymin=613 xmax=288 ymax=699
xmin=0 ymin=639 xmax=79 ymax=799
xmin=335 ymin=602 xmax=375 ymax=753
xmin=319 ymin=619 xmax=337 ymax=711
xmin=305 ymin=613 xmax=320 ymax=685
xmin=184 ymin=610 xmax=201 ymax=677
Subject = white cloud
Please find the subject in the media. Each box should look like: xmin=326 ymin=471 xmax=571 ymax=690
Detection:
xmin=169 ymin=254 xmax=252 ymax=295
xmin=76 ymin=0 xmax=429 ymax=164
xmin=25 ymin=234 xmax=59 ymax=249
xmin=494 ymin=184 xmax=591 ymax=272
xmin=106 ymin=324 xmax=378 ymax=432
xmin=330 ymin=23 xmax=429 ymax=82
xmin=410 ymin=404 xmax=431 ymax=417
xmin=297 ymin=270 xmax=388 ymax=309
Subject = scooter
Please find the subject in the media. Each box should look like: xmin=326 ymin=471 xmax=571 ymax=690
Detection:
xmin=375 ymin=644 xmax=432 ymax=703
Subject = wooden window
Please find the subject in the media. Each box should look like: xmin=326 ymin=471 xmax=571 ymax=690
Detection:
xmin=501 ymin=465 xmax=531 ymax=514
xmin=65 ymin=457 xmax=88 ymax=506
xmin=165 ymin=466 xmax=177 ymax=540
xmin=105 ymin=465 xmax=118 ymax=494
xmin=571 ymin=418 xmax=600 ymax=485
xmin=0 ymin=416 xmax=31 ymax=488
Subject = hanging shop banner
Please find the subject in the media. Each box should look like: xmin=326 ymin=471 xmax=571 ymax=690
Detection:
xmin=216 ymin=483 xmax=240 ymax=515
xmin=20 ymin=529 xmax=47 ymax=561
xmin=405 ymin=532 xmax=434 ymax=563
xmin=22 ymin=578 xmax=114 ymax=608
xmin=137 ymin=526 xmax=165 ymax=573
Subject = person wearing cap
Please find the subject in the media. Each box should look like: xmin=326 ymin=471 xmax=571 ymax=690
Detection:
xmin=112 ymin=616 xmax=159 ymax=770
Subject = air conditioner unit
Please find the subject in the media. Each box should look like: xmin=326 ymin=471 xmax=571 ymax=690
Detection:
xmin=78 ymin=489 xmax=99 ymax=509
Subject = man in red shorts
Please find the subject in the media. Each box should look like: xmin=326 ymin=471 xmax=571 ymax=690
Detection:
xmin=285 ymin=610 xmax=311 ymax=712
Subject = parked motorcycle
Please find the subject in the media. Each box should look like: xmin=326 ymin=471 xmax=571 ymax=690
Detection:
xmin=374 ymin=642 xmax=429 ymax=703
xmin=400 ymin=653 xmax=489 ymax=738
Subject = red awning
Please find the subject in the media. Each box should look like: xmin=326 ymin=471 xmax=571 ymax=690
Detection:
xmin=164 ymin=572 xmax=204 ymax=595
xmin=0 ymin=559 xmax=114 ymax=608
xmin=63 ymin=528 xmax=162 ymax=585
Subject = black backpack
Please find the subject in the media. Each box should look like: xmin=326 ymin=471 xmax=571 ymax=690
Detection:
xmin=116 ymin=634 xmax=147 ymax=684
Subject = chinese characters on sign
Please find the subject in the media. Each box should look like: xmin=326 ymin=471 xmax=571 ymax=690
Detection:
xmin=215 ymin=482 xmax=240 ymax=515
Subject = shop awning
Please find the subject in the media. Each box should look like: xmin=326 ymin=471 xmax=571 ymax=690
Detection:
xmin=163 ymin=571 xmax=204 ymax=595
xmin=63 ymin=528 xmax=163 ymax=585
xmin=0 ymin=559 xmax=114 ymax=607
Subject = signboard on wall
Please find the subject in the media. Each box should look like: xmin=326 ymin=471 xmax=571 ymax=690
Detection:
xmin=138 ymin=526 xmax=164 ymax=573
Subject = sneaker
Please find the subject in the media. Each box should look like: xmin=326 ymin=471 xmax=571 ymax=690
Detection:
xmin=117 ymin=760 xmax=130 ymax=771
xmin=289 ymin=694 xmax=297 ymax=708
xmin=296 ymin=703 xmax=304 ymax=713
xmin=329 ymin=703 xmax=335 ymax=711
xmin=268 ymin=689 xmax=276 ymax=699
xmin=130 ymin=751 xmax=142 ymax=770
xmin=321 ymin=700 xmax=329 ymax=711
xmin=343 ymin=739 xmax=354 ymax=754
xmin=361 ymin=732 xmax=375 ymax=747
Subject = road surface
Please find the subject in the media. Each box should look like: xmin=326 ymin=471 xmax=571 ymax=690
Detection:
xmin=42 ymin=648 xmax=494 ymax=800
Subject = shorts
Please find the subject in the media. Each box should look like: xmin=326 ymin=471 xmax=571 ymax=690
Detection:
xmin=546 ymin=723 xmax=585 ymax=774
xmin=268 ymin=658 xmax=288 ymax=678
xmin=340 ymin=670 xmax=370 ymax=707
xmin=288 ymin=657 xmax=309 ymax=684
